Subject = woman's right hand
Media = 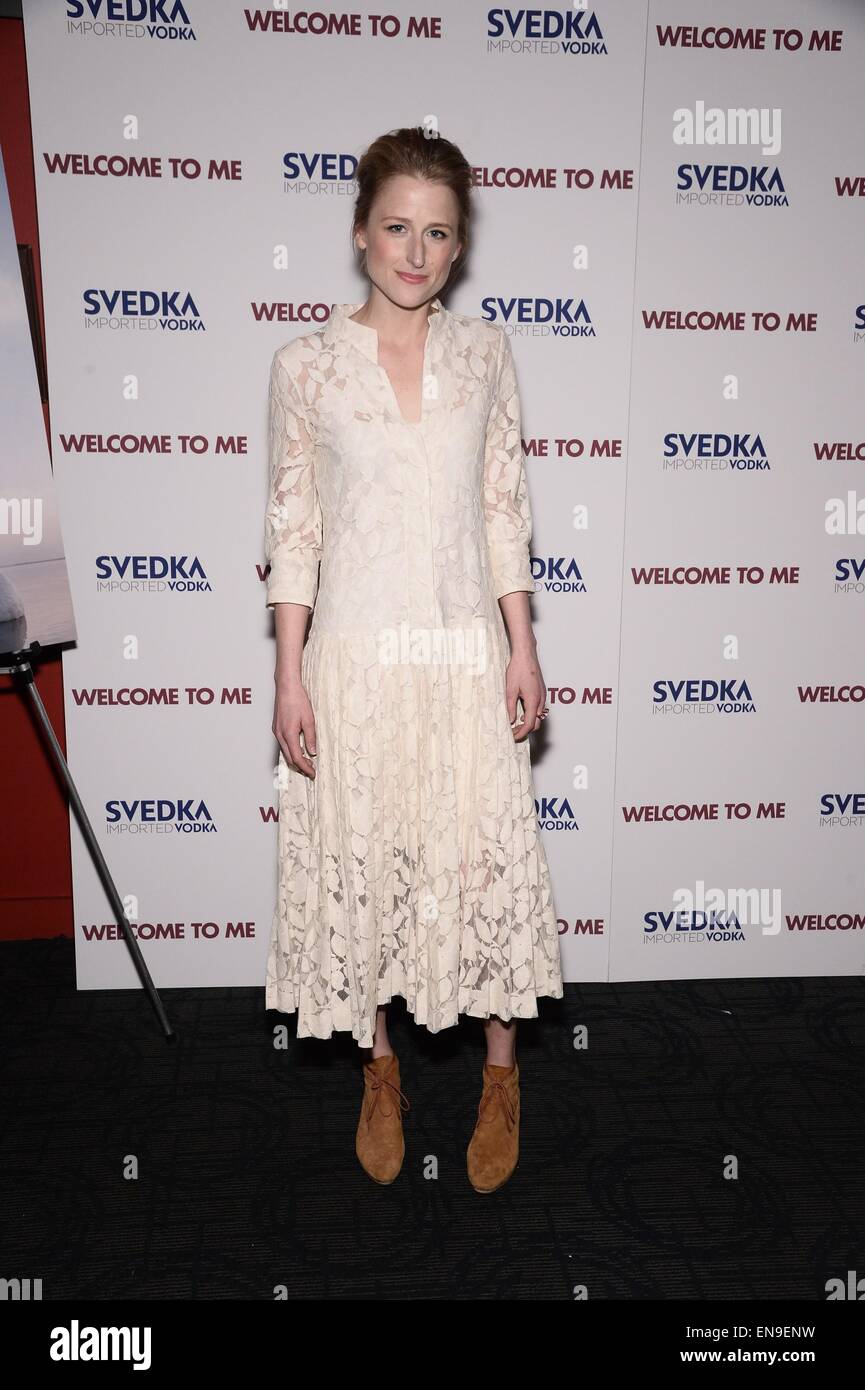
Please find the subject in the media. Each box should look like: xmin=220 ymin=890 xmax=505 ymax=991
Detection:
xmin=273 ymin=678 xmax=318 ymax=779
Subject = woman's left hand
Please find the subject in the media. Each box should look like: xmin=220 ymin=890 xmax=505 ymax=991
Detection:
xmin=505 ymin=647 xmax=549 ymax=741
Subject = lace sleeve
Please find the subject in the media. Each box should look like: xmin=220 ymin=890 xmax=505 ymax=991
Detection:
xmin=482 ymin=327 xmax=535 ymax=601
xmin=264 ymin=347 xmax=323 ymax=610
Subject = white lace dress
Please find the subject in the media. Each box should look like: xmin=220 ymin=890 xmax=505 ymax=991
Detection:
xmin=264 ymin=296 xmax=563 ymax=1046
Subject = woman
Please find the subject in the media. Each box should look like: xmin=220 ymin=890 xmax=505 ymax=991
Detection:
xmin=264 ymin=126 xmax=563 ymax=1192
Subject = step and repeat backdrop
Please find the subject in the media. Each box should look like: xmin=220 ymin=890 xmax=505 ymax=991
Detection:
xmin=21 ymin=0 xmax=865 ymax=996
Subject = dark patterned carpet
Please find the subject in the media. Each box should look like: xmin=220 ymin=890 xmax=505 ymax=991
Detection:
xmin=1 ymin=937 xmax=863 ymax=1301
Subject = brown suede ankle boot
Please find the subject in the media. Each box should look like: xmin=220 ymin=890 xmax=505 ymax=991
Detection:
xmin=466 ymin=1060 xmax=520 ymax=1193
xmin=355 ymin=1052 xmax=410 ymax=1184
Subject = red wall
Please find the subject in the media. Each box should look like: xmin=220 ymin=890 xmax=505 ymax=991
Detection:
xmin=0 ymin=16 xmax=73 ymax=940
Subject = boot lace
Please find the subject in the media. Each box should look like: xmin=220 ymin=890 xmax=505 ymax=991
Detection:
xmin=476 ymin=1076 xmax=518 ymax=1131
xmin=364 ymin=1066 xmax=411 ymax=1121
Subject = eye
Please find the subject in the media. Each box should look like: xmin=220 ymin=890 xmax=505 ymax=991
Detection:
xmin=384 ymin=224 xmax=448 ymax=239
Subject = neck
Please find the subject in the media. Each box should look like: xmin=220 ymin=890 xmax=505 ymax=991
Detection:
xmin=350 ymin=288 xmax=439 ymax=344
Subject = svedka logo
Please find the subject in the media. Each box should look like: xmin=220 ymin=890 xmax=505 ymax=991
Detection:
xmin=481 ymin=297 xmax=596 ymax=338
xmin=531 ymin=557 xmax=586 ymax=594
xmin=535 ymin=796 xmax=577 ymax=831
xmin=487 ymin=8 xmax=608 ymax=55
xmin=83 ymin=289 xmax=202 ymax=332
xmin=652 ymin=678 xmax=757 ymax=715
xmin=833 ymin=556 xmax=865 ymax=593
xmin=676 ymin=164 xmax=789 ymax=208
xmin=662 ymin=430 xmax=769 ymax=473
xmin=66 ymin=1 xmax=195 ymax=43
xmin=818 ymin=792 xmax=865 ymax=829
xmin=643 ymin=909 xmax=745 ymax=944
xmin=95 ymin=555 xmax=211 ymax=594
xmin=105 ymin=798 xmax=216 ymax=834
xmin=282 ymin=152 xmax=357 ymax=191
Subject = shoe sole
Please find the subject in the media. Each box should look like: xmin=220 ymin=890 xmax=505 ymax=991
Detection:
xmin=467 ymin=1160 xmax=519 ymax=1193
xmin=357 ymin=1144 xmax=405 ymax=1184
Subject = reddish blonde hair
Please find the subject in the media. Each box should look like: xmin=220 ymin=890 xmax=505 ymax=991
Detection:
xmin=350 ymin=125 xmax=473 ymax=286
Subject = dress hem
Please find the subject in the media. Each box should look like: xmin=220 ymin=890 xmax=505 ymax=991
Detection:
xmin=265 ymin=981 xmax=565 ymax=1046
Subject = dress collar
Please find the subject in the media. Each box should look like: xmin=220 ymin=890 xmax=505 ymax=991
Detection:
xmin=324 ymin=296 xmax=445 ymax=363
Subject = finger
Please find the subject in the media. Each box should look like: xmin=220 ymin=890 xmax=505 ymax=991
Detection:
xmin=521 ymin=694 xmax=541 ymax=730
xmin=532 ymin=693 xmax=547 ymax=732
xmin=510 ymin=694 xmax=526 ymax=738
xmin=513 ymin=701 xmax=530 ymax=742
xmin=292 ymin=728 xmax=322 ymax=783
xmin=278 ymin=722 xmax=313 ymax=778
xmin=296 ymin=735 xmax=316 ymax=778
xmin=301 ymin=710 xmax=317 ymax=759
xmin=276 ymin=732 xmax=297 ymax=774
xmin=287 ymin=729 xmax=316 ymax=778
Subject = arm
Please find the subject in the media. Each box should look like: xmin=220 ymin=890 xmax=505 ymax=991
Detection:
xmin=483 ymin=326 xmax=535 ymax=604
xmin=264 ymin=348 xmax=321 ymax=776
xmin=482 ymin=329 xmax=546 ymax=740
xmin=264 ymin=347 xmax=323 ymax=614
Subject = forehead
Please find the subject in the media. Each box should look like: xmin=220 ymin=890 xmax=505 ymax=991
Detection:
xmin=372 ymin=174 xmax=457 ymax=218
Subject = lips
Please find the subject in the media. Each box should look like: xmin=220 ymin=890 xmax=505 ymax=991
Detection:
xmin=397 ymin=272 xmax=427 ymax=283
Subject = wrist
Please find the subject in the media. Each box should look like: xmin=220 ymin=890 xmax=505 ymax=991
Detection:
xmin=275 ymin=668 xmax=304 ymax=689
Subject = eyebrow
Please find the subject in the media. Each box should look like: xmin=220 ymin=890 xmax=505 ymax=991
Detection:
xmin=378 ymin=215 xmax=454 ymax=230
